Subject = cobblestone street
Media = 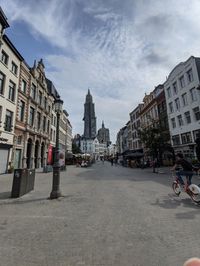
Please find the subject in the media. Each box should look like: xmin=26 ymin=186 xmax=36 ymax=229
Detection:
xmin=0 ymin=162 xmax=200 ymax=266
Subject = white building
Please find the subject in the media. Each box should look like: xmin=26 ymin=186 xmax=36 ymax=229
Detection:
xmin=66 ymin=117 xmax=72 ymax=153
xmin=107 ymin=144 xmax=117 ymax=157
xmin=80 ymin=137 xmax=107 ymax=159
xmin=164 ymin=56 xmax=200 ymax=158
xmin=0 ymin=9 xmax=23 ymax=173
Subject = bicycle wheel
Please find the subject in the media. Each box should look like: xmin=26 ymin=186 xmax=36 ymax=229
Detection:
xmin=188 ymin=184 xmax=200 ymax=204
xmin=172 ymin=181 xmax=181 ymax=196
xmin=189 ymin=193 xmax=200 ymax=204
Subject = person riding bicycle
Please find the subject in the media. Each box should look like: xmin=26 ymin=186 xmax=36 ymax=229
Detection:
xmin=171 ymin=153 xmax=194 ymax=190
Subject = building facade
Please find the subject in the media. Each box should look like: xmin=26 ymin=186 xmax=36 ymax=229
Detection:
xmin=0 ymin=7 xmax=72 ymax=173
xmin=13 ymin=61 xmax=30 ymax=169
xmin=25 ymin=59 xmax=54 ymax=169
xmin=164 ymin=56 xmax=200 ymax=159
xmin=129 ymin=104 xmax=143 ymax=151
xmin=0 ymin=10 xmax=23 ymax=173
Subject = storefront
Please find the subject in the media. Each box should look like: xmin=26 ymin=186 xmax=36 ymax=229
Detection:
xmin=0 ymin=141 xmax=12 ymax=174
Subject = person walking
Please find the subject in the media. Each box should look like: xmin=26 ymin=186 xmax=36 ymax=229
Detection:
xmin=110 ymin=157 xmax=114 ymax=166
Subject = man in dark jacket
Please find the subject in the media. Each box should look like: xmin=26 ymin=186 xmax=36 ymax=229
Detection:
xmin=171 ymin=153 xmax=193 ymax=187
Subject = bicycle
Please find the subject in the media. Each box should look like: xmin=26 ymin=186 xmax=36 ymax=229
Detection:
xmin=172 ymin=171 xmax=200 ymax=204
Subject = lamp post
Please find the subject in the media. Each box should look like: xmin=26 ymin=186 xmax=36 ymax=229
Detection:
xmin=50 ymin=98 xmax=63 ymax=199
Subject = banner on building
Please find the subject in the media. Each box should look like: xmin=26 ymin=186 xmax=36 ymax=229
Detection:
xmin=47 ymin=145 xmax=53 ymax=165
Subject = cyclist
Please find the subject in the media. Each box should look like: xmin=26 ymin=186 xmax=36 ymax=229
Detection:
xmin=171 ymin=153 xmax=193 ymax=190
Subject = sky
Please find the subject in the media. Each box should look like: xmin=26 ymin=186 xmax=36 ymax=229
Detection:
xmin=1 ymin=0 xmax=200 ymax=142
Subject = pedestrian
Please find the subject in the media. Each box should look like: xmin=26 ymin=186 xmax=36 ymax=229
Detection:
xmin=110 ymin=157 xmax=113 ymax=166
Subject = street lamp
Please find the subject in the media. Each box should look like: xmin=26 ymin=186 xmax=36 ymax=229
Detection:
xmin=50 ymin=98 xmax=63 ymax=199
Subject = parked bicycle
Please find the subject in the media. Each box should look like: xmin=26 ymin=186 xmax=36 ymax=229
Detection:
xmin=172 ymin=171 xmax=200 ymax=204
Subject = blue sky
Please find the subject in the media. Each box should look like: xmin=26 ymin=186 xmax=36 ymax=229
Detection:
xmin=1 ymin=0 xmax=200 ymax=142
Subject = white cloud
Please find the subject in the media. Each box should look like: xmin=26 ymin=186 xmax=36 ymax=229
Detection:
xmin=2 ymin=0 xmax=200 ymax=141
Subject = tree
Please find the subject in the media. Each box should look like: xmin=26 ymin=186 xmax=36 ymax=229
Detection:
xmin=138 ymin=119 xmax=172 ymax=170
xmin=72 ymin=143 xmax=81 ymax=154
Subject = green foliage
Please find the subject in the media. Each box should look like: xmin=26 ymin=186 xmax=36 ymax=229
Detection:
xmin=138 ymin=120 xmax=171 ymax=159
xmin=72 ymin=143 xmax=81 ymax=154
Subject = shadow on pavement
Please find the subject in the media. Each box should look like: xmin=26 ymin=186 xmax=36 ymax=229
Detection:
xmin=0 ymin=191 xmax=11 ymax=199
xmin=151 ymin=193 xmax=200 ymax=219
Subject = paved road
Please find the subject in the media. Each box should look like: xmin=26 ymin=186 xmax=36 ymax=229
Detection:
xmin=0 ymin=162 xmax=200 ymax=266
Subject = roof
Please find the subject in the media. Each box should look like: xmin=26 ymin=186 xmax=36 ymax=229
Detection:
xmin=63 ymin=109 xmax=69 ymax=117
xmin=46 ymin=78 xmax=60 ymax=98
xmin=0 ymin=7 xmax=9 ymax=29
xmin=3 ymin=35 xmax=24 ymax=61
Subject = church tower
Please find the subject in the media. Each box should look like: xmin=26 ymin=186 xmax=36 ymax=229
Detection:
xmin=83 ymin=89 xmax=97 ymax=139
xmin=97 ymin=121 xmax=111 ymax=146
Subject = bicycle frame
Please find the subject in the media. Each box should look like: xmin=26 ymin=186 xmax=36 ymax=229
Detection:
xmin=172 ymin=172 xmax=200 ymax=203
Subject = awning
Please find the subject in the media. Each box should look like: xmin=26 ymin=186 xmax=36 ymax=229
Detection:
xmin=125 ymin=152 xmax=144 ymax=158
xmin=66 ymin=152 xmax=73 ymax=159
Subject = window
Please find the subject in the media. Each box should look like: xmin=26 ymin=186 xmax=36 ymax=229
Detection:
xmin=21 ymin=80 xmax=27 ymax=93
xmin=5 ymin=110 xmax=13 ymax=132
xmin=50 ymin=129 xmax=53 ymax=141
xmin=17 ymin=135 xmax=22 ymax=145
xmin=190 ymin=87 xmax=197 ymax=102
xmin=182 ymin=93 xmax=188 ymax=106
xmin=193 ymin=107 xmax=200 ymax=121
xmin=43 ymin=116 xmax=46 ymax=132
xmin=184 ymin=111 xmax=191 ymax=124
xmin=173 ymin=82 xmax=178 ymax=95
xmin=19 ymin=100 xmax=25 ymax=122
xmin=172 ymin=135 xmax=180 ymax=146
xmin=193 ymin=130 xmax=200 ymax=141
xmin=38 ymin=91 xmax=42 ymax=105
xmin=179 ymin=76 xmax=185 ymax=88
xmin=11 ymin=61 xmax=18 ymax=75
xmin=177 ymin=115 xmax=184 ymax=126
xmin=30 ymin=84 xmax=36 ymax=100
xmin=37 ymin=112 xmax=41 ymax=130
xmin=1 ymin=50 xmax=8 ymax=65
xmin=29 ymin=107 xmax=35 ymax=126
xmin=44 ymin=97 xmax=47 ymax=110
xmin=181 ymin=132 xmax=192 ymax=144
xmin=175 ymin=98 xmax=180 ymax=111
xmin=8 ymin=81 xmax=16 ymax=102
xmin=47 ymin=120 xmax=50 ymax=134
xmin=171 ymin=118 xmax=176 ymax=128
xmin=169 ymin=102 xmax=174 ymax=113
xmin=167 ymin=87 xmax=171 ymax=98
xmin=0 ymin=72 xmax=5 ymax=95
xmin=187 ymin=69 xmax=193 ymax=83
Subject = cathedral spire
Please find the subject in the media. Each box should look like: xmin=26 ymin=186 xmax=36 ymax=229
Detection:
xmin=102 ymin=121 xmax=105 ymax=128
xmin=83 ymin=90 xmax=96 ymax=139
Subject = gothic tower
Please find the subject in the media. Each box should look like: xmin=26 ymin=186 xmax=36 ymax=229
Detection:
xmin=97 ymin=121 xmax=110 ymax=146
xmin=83 ymin=89 xmax=96 ymax=139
